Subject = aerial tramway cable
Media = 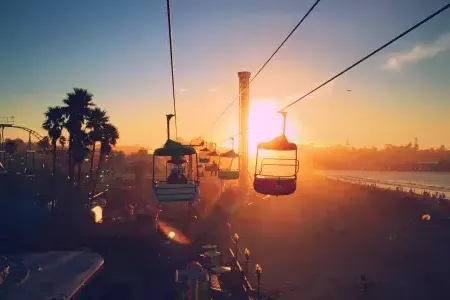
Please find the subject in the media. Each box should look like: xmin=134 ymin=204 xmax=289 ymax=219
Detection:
xmin=200 ymin=0 xmax=322 ymax=139
xmin=166 ymin=0 xmax=178 ymax=139
xmin=278 ymin=2 xmax=450 ymax=112
xmin=214 ymin=2 xmax=450 ymax=143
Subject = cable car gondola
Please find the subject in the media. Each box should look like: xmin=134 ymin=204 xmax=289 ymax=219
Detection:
xmin=218 ymin=137 xmax=240 ymax=180
xmin=152 ymin=115 xmax=200 ymax=202
xmin=205 ymin=143 xmax=219 ymax=173
xmin=253 ymin=112 xmax=299 ymax=196
xmin=199 ymin=143 xmax=211 ymax=164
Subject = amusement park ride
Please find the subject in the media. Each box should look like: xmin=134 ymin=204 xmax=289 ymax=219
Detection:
xmin=152 ymin=114 xmax=201 ymax=203
xmin=152 ymin=109 xmax=299 ymax=202
xmin=0 ymin=117 xmax=46 ymax=167
xmin=253 ymin=112 xmax=299 ymax=196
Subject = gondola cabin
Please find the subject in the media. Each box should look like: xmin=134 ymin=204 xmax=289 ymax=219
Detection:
xmin=218 ymin=149 xmax=240 ymax=180
xmin=199 ymin=145 xmax=211 ymax=164
xmin=152 ymin=139 xmax=200 ymax=202
xmin=253 ymin=135 xmax=299 ymax=196
xmin=205 ymin=150 xmax=219 ymax=173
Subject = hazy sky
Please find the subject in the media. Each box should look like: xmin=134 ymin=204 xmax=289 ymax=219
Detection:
xmin=1 ymin=0 xmax=449 ymax=149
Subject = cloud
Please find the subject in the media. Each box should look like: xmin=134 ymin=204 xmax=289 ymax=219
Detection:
xmin=383 ymin=33 xmax=450 ymax=70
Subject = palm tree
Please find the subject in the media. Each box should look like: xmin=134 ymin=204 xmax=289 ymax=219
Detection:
xmin=4 ymin=140 xmax=18 ymax=167
xmin=94 ymin=123 xmax=119 ymax=191
xmin=72 ymin=130 xmax=91 ymax=187
xmin=4 ymin=140 xmax=18 ymax=155
xmin=43 ymin=106 xmax=65 ymax=176
xmin=86 ymin=108 xmax=109 ymax=183
xmin=37 ymin=136 xmax=51 ymax=152
xmin=62 ymin=88 xmax=95 ymax=181
xmin=59 ymin=136 xmax=67 ymax=150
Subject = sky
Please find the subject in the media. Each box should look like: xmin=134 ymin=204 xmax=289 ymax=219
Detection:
xmin=1 ymin=0 xmax=449 ymax=150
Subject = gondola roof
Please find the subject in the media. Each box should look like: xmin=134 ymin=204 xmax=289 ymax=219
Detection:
xmin=208 ymin=150 xmax=219 ymax=156
xmin=167 ymin=156 xmax=187 ymax=164
xmin=154 ymin=139 xmax=197 ymax=156
xmin=219 ymin=149 xmax=239 ymax=158
xmin=257 ymin=135 xmax=297 ymax=151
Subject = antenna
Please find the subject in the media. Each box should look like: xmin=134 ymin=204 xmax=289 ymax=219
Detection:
xmin=166 ymin=114 xmax=175 ymax=140
xmin=280 ymin=112 xmax=287 ymax=136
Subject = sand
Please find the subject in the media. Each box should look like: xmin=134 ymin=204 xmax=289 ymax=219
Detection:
xmin=201 ymin=174 xmax=450 ymax=300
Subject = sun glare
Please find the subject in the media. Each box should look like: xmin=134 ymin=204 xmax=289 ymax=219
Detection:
xmin=248 ymin=100 xmax=298 ymax=155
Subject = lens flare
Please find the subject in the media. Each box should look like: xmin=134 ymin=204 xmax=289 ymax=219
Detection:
xmin=157 ymin=220 xmax=191 ymax=245
xmin=91 ymin=206 xmax=103 ymax=223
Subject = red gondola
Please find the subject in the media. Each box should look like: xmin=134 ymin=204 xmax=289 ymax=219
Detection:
xmin=253 ymin=112 xmax=299 ymax=196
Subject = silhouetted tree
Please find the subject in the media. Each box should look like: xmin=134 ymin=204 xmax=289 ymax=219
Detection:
xmin=59 ymin=136 xmax=67 ymax=150
xmin=4 ymin=140 xmax=18 ymax=155
xmin=86 ymin=107 xmax=109 ymax=183
xmin=5 ymin=138 xmax=26 ymax=152
xmin=37 ymin=136 xmax=51 ymax=152
xmin=72 ymin=131 xmax=91 ymax=187
xmin=43 ymin=106 xmax=65 ymax=176
xmin=94 ymin=123 xmax=119 ymax=191
xmin=62 ymin=88 xmax=95 ymax=182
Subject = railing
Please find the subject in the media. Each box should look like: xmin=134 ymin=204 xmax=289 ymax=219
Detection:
xmin=0 ymin=116 xmax=14 ymax=125
xmin=228 ymin=232 xmax=266 ymax=300
xmin=173 ymin=228 xmax=267 ymax=299
xmin=258 ymin=157 xmax=299 ymax=177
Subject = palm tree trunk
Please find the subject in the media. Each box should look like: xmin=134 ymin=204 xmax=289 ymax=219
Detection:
xmin=52 ymin=141 xmax=57 ymax=176
xmin=89 ymin=142 xmax=96 ymax=184
xmin=77 ymin=162 xmax=82 ymax=187
xmin=68 ymin=136 xmax=73 ymax=181
xmin=93 ymin=153 xmax=104 ymax=194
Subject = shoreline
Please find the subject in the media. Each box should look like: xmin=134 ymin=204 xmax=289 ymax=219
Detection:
xmin=318 ymin=169 xmax=450 ymax=173
xmin=322 ymin=173 xmax=449 ymax=199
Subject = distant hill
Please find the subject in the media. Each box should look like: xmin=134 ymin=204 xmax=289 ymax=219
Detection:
xmin=115 ymin=142 xmax=313 ymax=156
xmin=115 ymin=145 xmax=152 ymax=155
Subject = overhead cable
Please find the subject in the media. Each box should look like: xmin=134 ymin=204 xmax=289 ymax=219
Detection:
xmin=279 ymin=3 xmax=450 ymax=112
xmin=213 ymin=2 xmax=450 ymax=146
xmin=206 ymin=0 xmax=322 ymax=132
xmin=166 ymin=0 xmax=178 ymax=139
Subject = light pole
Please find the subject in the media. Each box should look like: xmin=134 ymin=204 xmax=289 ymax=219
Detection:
xmin=166 ymin=114 xmax=175 ymax=140
xmin=244 ymin=248 xmax=250 ymax=278
xmin=233 ymin=233 xmax=240 ymax=265
xmin=255 ymin=264 xmax=262 ymax=300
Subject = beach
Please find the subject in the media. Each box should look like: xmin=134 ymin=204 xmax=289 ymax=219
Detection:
xmin=207 ymin=174 xmax=450 ymax=300
xmin=4 ymin=171 xmax=450 ymax=299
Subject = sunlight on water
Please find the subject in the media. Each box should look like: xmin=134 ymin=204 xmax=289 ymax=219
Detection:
xmin=320 ymin=170 xmax=450 ymax=197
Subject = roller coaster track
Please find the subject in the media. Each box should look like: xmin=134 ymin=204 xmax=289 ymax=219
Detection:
xmin=0 ymin=124 xmax=45 ymax=141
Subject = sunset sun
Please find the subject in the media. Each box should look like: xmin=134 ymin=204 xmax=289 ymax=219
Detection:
xmin=248 ymin=100 xmax=294 ymax=155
